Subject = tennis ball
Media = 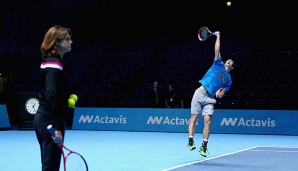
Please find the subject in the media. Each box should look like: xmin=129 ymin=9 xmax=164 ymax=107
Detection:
xmin=68 ymin=98 xmax=76 ymax=108
xmin=69 ymin=94 xmax=78 ymax=102
xmin=227 ymin=1 xmax=231 ymax=6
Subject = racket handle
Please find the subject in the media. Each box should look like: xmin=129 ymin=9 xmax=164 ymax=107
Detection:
xmin=47 ymin=124 xmax=55 ymax=137
xmin=212 ymin=32 xmax=216 ymax=36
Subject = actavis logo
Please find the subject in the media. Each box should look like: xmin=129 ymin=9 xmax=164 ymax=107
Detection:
xmin=146 ymin=116 xmax=198 ymax=125
xmin=221 ymin=117 xmax=275 ymax=127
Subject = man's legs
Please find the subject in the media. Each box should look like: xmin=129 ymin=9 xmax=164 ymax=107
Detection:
xmin=188 ymin=114 xmax=198 ymax=150
xmin=199 ymin=114 xmax=212 ymax=157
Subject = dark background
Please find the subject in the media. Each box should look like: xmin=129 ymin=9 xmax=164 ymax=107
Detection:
xmin=1 ymin=0 xmax=297 ymax=126
xmin=1 ymin=1 xmax=297 ymax=48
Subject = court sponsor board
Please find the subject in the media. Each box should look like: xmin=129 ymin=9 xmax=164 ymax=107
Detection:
xmin=0 ymin=104 xmax=10 ymax=128
xmin=73 ymin=108 xmax=298 ymax=135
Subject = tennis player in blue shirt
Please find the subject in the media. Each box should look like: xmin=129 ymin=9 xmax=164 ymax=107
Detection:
xmin=187 ymin=31 xmax=235 ymax=157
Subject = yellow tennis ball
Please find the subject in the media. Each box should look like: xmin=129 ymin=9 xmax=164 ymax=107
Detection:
xmin=227 ymin=1 xmax=231 ymax=6
xmin=68 ymin=98 xmax=76 ymax=108
xmin=69 ymin=94 xmax=78 ymax=102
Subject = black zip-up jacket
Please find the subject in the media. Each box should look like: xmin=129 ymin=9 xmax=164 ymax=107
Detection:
xmin=36 ymin=57 xmax=67 ymax=130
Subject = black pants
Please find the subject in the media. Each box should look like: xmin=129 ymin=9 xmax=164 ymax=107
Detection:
xmin=34 ymin=113 xmax=65 ymax=171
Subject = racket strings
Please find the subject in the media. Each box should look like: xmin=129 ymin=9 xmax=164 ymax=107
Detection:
xmin=200 ymin=29 xmax=208 ymax=39
xmin=65 ymin=153 xmax=88 ymax=171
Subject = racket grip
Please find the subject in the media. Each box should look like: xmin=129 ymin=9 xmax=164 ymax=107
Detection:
xmin=47 ymin=124 xmax=55 ymax=137
xmin=212 ymin=32 xmax=216 ymax=36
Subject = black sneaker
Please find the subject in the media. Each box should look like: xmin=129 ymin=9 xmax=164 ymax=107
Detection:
xmin=199 ymin=146 xmax=207 ymax=157
xmin=188 ymin=139 xmax=196 ymax=151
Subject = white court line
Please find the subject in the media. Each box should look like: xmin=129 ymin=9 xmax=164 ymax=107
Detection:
xmin=249 ymin=149 xmax=298 ymax=152
xmin=249 ymin=150 xmax=298 ymax=153
xmin=161 ymin=146 xmax=259 ymax=171
xmin=248 ymin=146 xmax=298 ymax=153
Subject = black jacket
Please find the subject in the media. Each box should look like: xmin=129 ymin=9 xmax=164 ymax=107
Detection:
xmin=36 ymin=57 xmax=67 ymax=130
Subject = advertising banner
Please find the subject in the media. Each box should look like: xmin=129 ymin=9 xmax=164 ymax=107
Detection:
xmin=73 ymin=108 xmax=298 ymax=135
xmin=0 ymin=104 xmax=10 ymax=128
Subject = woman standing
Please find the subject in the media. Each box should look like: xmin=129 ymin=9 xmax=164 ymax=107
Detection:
xmin=33 ymin=25 xmax=73 ymax=171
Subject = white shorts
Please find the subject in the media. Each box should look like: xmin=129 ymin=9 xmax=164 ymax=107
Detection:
xmin=190 ymin=87 xmax=216 ymax=116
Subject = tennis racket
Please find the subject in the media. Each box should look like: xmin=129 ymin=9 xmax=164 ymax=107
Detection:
xmin=47 ymin=125 xmax=89 ymax=171
xmin=198 ymin=27 xmax=216 ymax=41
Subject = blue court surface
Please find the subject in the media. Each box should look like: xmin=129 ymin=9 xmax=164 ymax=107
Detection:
xmin=0 ymin=130 xmax=298 ymax=171
xmin=162 ymin=146 xmax=298 ymax=171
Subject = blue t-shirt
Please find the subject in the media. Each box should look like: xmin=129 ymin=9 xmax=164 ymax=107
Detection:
xmin=199 ymin=58 xmax=232 ymax=97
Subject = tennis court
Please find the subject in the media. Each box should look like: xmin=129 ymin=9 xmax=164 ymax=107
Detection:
xmin=0 ymin=130 xmax=298 ymax=171
xmin=162 ymin=146 xmax=298 ymax=171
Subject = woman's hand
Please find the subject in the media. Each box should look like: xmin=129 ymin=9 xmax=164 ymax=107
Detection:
xmin=52 ymin=130 xmax=63 ymax=145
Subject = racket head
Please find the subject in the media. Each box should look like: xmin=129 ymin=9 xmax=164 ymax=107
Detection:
xmin=65 ymin=152 xmax=88 ymax=171
xmin=198 ymin=27 xmax=212 ymax=41
xmin=62 ymin=145 xmax=89 ymax=171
